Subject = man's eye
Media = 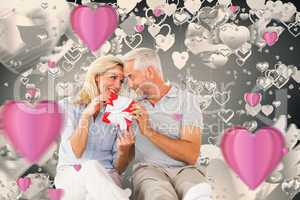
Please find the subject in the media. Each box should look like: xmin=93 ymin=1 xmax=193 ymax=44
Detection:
xmin=120 ymin=79 xmax=124 ymax=84
xmin=111 ymin=76 xmax=117 ymax=80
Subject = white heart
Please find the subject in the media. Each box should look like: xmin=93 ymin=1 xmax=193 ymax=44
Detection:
xmin=172 ymin=51 xmax=189 ymax=70
xmin=210 ymin=54 xmax=228 ymax=68
xmin=101 ymin=41 xmax=111 ymax=54
xmin=48 ymin=67 xmax=59 ymax=75
xmin=161 ymin=3 xmax=177 ymax=16
xmin=184 ymin=0 xmax=202 ymax=14
xmin=256 ymin=62 xmax=269 ymax=72
xmin=173 ymin=10 xmax=190 ymax=25
xmin=204 ymin=81 xmax=216 ymax=92
xmin=213 ymin=91 xmax=230 ymax=106
xmin=37 ymin=63 xmax=48 ymax=74
xmin=218 ymin=109 xmax=234 ymax=123
xmin=199 ymin=95 xmax=212 ymax=110
xmin=148 ymin=24 xmax=161 ymax=37
xmin=246 ymin=0 xmax=266 ymax=10
xmin=146 ymin=0 xmax=165 ymax=10
xmin=56 ymin=82 xmax=74 ymax=97
xmin=245 ymin=103 xmax=262 ymax=116
xmin=155 ymin=34 xmax=175 ymax=51
xmin=256 ymin=77 xmax=273 ymax=90
xmin=261 ymin=105 xmax=274 ymax=116
xmin=117 ymin=0 xmax=138 ymax=13
xmin=272 ymin=101 xmax=281 ymax=108
xmin=124 ymin=34 xmax=143 ymax=49
xmin=219 ymin=23 xmax=250 ymax=49
xmin=218 ymin=0 xmax=232 ymax=6
xmin=115 ymin=28 xmax=127 ymax=38
xmin=292 ymin=70 xmax=300 ymax=83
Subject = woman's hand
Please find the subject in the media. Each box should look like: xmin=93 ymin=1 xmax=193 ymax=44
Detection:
xmin=117 ymin=128 xmax=135 ymax=154
xmin=114 ymin=128 xmax=135 ymax=174
xmin=82 ymin=93 xmax=110 ymax=117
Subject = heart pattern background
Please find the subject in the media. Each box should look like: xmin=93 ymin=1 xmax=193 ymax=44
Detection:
xmin=0 ymin=0 xmax=300 ymax=200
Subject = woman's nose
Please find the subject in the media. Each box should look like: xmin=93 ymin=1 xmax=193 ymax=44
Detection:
xmin=113 ymin=79 xmax=122 ymax=91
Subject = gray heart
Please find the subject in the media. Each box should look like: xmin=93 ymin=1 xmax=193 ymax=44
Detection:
xmin=218 ymin=109 xmax=234 ymax=123
xmin=213 ymin=91 xmax=230 ymax=106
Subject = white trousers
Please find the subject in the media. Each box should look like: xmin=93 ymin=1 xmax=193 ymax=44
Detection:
xmin=54 ymin=160 xmax=131 ymax=200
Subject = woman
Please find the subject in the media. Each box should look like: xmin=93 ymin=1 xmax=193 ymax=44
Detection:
xmin=54 ymin=55 xmax=135 ymax=200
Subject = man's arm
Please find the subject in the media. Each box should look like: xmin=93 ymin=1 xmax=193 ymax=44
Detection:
xmin=143 ymin=125 xmax=201 ymax=165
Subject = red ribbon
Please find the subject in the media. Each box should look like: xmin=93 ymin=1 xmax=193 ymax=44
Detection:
xmin=105 ymin=92 xmax=118 ymax=106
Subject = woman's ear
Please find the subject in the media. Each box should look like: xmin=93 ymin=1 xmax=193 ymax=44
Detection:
xmin=95 ymin=75 xmax=101 ymax=87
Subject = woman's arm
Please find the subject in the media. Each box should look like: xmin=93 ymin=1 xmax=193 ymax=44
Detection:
xmin=114 ymin=145 xmax=135 ymax=174
xmin=69 ymin=95 xmax=105 ymax=158
xmin=69 ymin=113 xmax=90 ymax=158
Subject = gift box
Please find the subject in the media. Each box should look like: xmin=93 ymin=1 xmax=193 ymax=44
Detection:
xmin=102 ymin=93 xmax=135 ymax=131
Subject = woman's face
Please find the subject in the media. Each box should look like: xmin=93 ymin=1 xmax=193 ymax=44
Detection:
xmin=95 ymin=65 xmax=124 ymax=95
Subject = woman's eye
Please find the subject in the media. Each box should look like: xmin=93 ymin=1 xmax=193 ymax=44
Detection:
xmin=111 ymin=76 xmax=117 ymax=80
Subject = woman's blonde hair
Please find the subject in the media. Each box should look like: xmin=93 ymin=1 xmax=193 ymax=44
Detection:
xmin=73 ymin=55 xmax=124 ymax=105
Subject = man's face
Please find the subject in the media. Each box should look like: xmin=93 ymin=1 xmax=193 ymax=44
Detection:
xmin=124 ymin=60 xmax=148 ymax=94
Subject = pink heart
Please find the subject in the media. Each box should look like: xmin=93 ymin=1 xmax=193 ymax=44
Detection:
xmin=263 ymin=31 xmax=278 ymax=46
xmin=244 ymin=92 xmax=262 ymax=107
xmin=2 ymin=101 xmax=63 ymax=163
xmin=48 ymin=60 xmax=56 ymax=69
xmin=229 ymin=5 xmax=238 ymax=13
xmin=16 ymin=177 xmax=32 ymax=192
xmin=74 ymin=164 xmax=82 ymax=171
xmin=71 ymin=5 xmax=118 ymax=52
xmin=221 ymin=126 xmax=287 ymax=189
xmin=48 ymin=188 xmax=64 ymax=200
xmin=153 ymin=7 xmax=162 ymax=17
xmin=27 ymin=88 xmax=37 ymax=97
xmin=173 ymin=113 xmax=183 ymax=121
xmin=135 ymin=24 xmax=144 ymax=33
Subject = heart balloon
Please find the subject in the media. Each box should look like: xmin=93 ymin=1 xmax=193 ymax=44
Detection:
xmin=2 ymin=101 xmax=63 ymax=163
xmin=221 ymin=126 xmax=287 ymax=190
xmin=71 ymin=5 xmax=118 ymax=52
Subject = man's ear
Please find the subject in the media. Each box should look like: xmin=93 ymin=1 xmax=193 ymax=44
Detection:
xmin=146 ymin=65 xmax=155 ymax=79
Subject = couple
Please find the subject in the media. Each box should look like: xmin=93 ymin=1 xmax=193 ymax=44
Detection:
xmin=55 ymin=48 xmax=211 ymax=200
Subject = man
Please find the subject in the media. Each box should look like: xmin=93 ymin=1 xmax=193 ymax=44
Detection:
xmin=122 ymin=48 xmax=211 ymax=200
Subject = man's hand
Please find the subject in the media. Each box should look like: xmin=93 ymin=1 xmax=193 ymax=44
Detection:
xmin=130 ymin=103 xmax=152 ymax=136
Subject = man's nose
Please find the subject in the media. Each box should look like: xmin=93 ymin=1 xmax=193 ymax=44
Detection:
xmin=127 ymin=79 xmax=134 ymax=89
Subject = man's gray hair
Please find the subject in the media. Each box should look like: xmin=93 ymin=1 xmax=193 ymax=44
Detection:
xmin=122 ymin=48 xmax=163 ymax=77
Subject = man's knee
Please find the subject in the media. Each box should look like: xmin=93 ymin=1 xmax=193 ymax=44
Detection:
xmin=134 ymin=180 xmax=178 ymax=200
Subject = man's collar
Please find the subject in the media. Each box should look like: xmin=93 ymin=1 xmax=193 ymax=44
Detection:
xmin=165 ymin=84 xmax=178 ymax=98
xmin=134 ymin=83 xmax=179 ymax=102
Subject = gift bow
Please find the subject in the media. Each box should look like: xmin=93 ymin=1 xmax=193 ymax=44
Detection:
xmin=102 ymin=93 xmax=135 ymax=130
